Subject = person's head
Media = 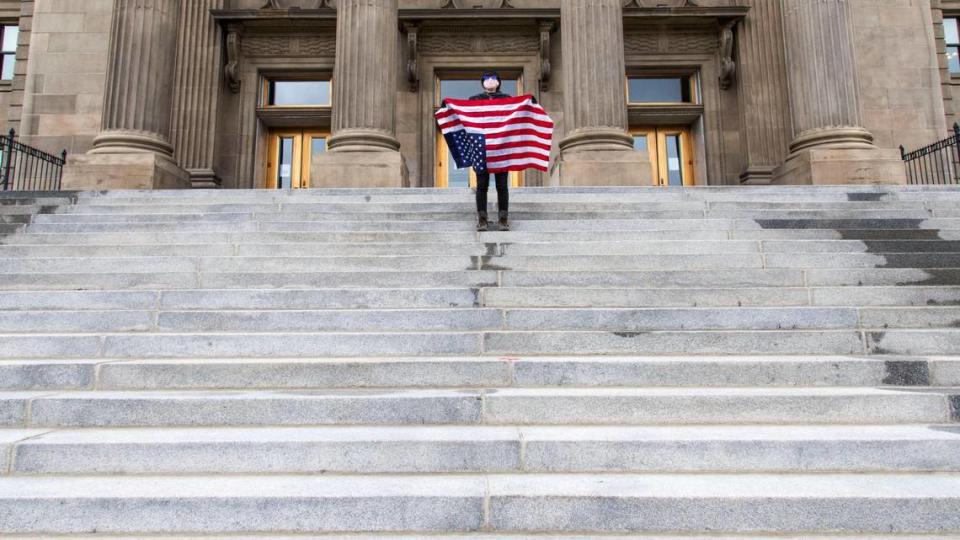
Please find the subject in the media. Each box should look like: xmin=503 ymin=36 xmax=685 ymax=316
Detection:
xmin=481 ymin=70 xmax=501 ymax=93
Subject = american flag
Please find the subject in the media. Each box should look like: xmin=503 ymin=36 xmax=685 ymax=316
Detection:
xmin=435 ymin=95 xmax=553 ymax=173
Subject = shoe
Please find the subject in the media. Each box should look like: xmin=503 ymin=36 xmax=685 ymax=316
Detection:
xmin=498 ymin=210 xmax=510 ymax=231
xmin=476 ymin=213 xmax=489 ymax=232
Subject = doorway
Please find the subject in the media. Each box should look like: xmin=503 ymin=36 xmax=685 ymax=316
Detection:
xmin=434 ymin=69 xmax=524 ymax=189
xmin=265 ymin=129 xmax=329 ymax=189
xmin=632 ymin=127 xmax=695 ymax=187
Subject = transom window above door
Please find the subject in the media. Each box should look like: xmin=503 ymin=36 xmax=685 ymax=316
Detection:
xmin=435 ymin=70 xmax=521 ymax=106
xmin=263 ymin=79 xmax=332 ymax=107
xmin=627 ymin=73 xmax=700 ymax=105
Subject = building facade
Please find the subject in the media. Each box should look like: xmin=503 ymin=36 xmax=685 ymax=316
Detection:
xmin=1 ymin=0 xmax=957 ymax=189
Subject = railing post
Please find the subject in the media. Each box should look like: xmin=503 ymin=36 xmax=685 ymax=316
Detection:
xmin=900 ymin=145 xmax=906 ymax=160
xmin=1 ymin=128 xmax=13 ymax=191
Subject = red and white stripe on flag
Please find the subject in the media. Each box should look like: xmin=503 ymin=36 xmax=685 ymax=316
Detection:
xmin=435 ymin=94 xmax=554 ymax=173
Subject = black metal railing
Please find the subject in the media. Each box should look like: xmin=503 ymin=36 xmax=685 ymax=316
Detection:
xmin=0 ymin=129 xmax=67 ymax=191
xmin=901 ymin=123 xmax=960 ymax=185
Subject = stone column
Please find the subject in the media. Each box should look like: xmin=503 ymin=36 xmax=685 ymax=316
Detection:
xmin=551 ymin=0 xmax=649 ymax=186
xmin=170 ymin=0 xmax=224 ymax=188
xmin=311 ymin=0 xmax=408 ymax=187
xmin=736 ymin=0 xmax=792 ymax=184
xmin=774 ymin=0 xmax=905 ymax=185
xmin=62 ymin=0 xmax=190 ymax=189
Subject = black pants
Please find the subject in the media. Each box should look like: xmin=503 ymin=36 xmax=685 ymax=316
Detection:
xmin=475 ymin=171 xmax=509 ymax=214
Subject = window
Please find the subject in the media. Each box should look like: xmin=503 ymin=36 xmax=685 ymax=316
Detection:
xmin=1 ymin=25 xmax=17 ymax=81
xmin=437 ymin=78 xmax=519 ymax=106
xmin=264 ymin=79 xmax=331 ymax=107
xmin=946 ymin=17 xmax=960 ymax=75
xmin=627 ymin=75 xmax=697 ymax=104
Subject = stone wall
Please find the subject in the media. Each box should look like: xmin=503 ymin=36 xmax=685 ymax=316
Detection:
xmin=20 ymin=0 xmax=112 ymax=155
xmin=851 ymin=0 xmax=946 ymax=152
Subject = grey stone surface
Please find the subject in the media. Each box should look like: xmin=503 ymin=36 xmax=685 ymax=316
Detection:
xmin=0 ymin=475 xmax=485 ymax=533
xmin=487 ymin=473 xmax=960 ymax=532
xmin=155 ymin=309 xmax=502 ymax=332
xmin=484 ymin=330 xmax=866 ymax=355
xmin=101 ymin=333 xmax=482 ymax=358
xmin=485 ymin=287 xmax=811 ymax=308
xmin=0 ymin=360 xmax=97 ymax=390
xmin=481 ymin=388 xmax=950 ymax=425
xmin=503 ymin=308 xmax=858 ymax=331
xmin=512 ymin=356 xmax=890 ymax=387
xmin=27 ymin=390 xmax=483 ymax=427
xmin=158 ymin=288 xmax=479 ymax=309
xmin=12 ymin=426 xmax=521 ymax=474
xmin=0 ymin=336 xmax=102 ymax=359
xmin=98 ymin=358 xmax=511 ymax=390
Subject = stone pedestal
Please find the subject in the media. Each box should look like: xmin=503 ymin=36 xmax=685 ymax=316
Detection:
xmin=773 ymin=148 xmax=906 ymax=186
xmin=774 ymin=0 xmax=906 ymax=185
xmin=62 ymin=0 xmax=188 ymax=189
xmin=311 ymin=150 xmax=408 ymax=188
xmin=551 ymin=148 xmax=651 ymax=186
xmin=312 ymin=0 xmax=406 ymax=187
xmin=554 ymin=0 xmax=647 ymax=186
xmin=61 ymin=153 xmax=191 ymax=191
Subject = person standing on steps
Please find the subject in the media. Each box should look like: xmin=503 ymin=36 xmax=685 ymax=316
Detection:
xmin=437 ymin=70 xmax=551 ymax=232
xmin=470 ymin=71 xmax=512 ymax=232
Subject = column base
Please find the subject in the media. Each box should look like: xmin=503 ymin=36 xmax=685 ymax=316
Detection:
xmin=550 ymin=149 xmax=652 ymax=186
xmin=310 ymin=150 xmax=409 ymax=188
xmin=739 ymin=165 xmax=778 ymax=185
xmin=772 ymin=147 xmax=907 ymax=186
xmin=188 ymin=168 xmax=221 ymax=189
xmin=61 ymin=153 xmax=191 ymax=190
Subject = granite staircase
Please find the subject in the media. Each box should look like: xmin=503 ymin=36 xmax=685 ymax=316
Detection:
xmin=0 ymin=185 xmax=959 ymax=537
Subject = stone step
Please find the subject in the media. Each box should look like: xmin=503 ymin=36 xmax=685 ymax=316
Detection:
xmin=4 ymin=253 xmax=960 ymax=275
xmin=2 ymin=268 xmax=958 ymax=292
xmin=52 ymin=199 xmax=942 ymax=214
xmin=501 ymin=268 xmax=960 ymax=288
xmin=1 ymin=473 xmax=959 ymax=534
xmin=485 ymin=285 xmax=960 ymax=307
xmin=3 ymin=328 xmax=954 ymax=358
xmin=5 ymin=239 xmax=960 ymax=259
xmin=0 ymin=270 xmax=499 ymax=291
xmin=20 ymin=218 xmax=960 ymax=234
xmin=27 ymin=209 xmax=954 ymax=223
xmin=2 ymin=387 xmax=956 ymax=427
xmin=3 ymin=356 xmax=957 ymax=391
xmin=0 ymin=536 xmax=949 ymax=540
xmin=7 ymin=424 xmax=960 ymax=475
xmin=0 ymin=288 xmax=482 ymax=310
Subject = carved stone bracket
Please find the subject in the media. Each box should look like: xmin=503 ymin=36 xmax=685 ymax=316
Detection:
xmin=404 ymin=21 xmax=420 ymax=92
xmin=539 ymin=20 xmax=555 ymax=92
xmin=225 ymin=23 xmax=243 ymax=94
xmin=719 ymin=19 xmax=737 ymax=90
xmin=441 ymin=0 xmax=514 ymax=8
xmin=261 ymin=0 xmax=335 ymax=8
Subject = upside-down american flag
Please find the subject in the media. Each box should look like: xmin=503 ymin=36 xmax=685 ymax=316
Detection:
xmin=435 ymin=95 xmax=554 ymax=174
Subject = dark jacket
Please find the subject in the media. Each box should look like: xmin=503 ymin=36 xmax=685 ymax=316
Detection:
xmin=469 ymin=91 xmax=537 ymax=104
xmin=439 ymin=92 xmax=537 ymax=107
xmin=469 ymin=91 xmax=512 ymax=100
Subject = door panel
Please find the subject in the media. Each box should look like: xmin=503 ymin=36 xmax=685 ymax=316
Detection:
xmin=631 ymin=127 xmax=695 ymax=187
xmin=265 ymin=129 xmax=328 ymax=189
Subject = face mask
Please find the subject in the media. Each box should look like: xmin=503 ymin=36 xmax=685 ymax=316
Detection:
xmin=483 ymin=78 xmax=500 ymax=92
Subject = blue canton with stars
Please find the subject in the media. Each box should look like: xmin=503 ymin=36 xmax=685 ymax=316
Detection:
xmin=444 ymin=129 xmax=487 ymax=174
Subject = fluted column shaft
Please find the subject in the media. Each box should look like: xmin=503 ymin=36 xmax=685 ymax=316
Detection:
xmin=328 ymin=0 xmax=400 ymax=152
xmin=92 ymin=0 xmax=182 ymax=157
xmin=737 ymin=0 xmax=792 ymax=181
xmin=781 ymin=0 xmax=874 ymax=153
xmin=171 ymin=0 xmax=223 ymax=184
xmin=558 ymin=0 xmax=633 ymax=152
